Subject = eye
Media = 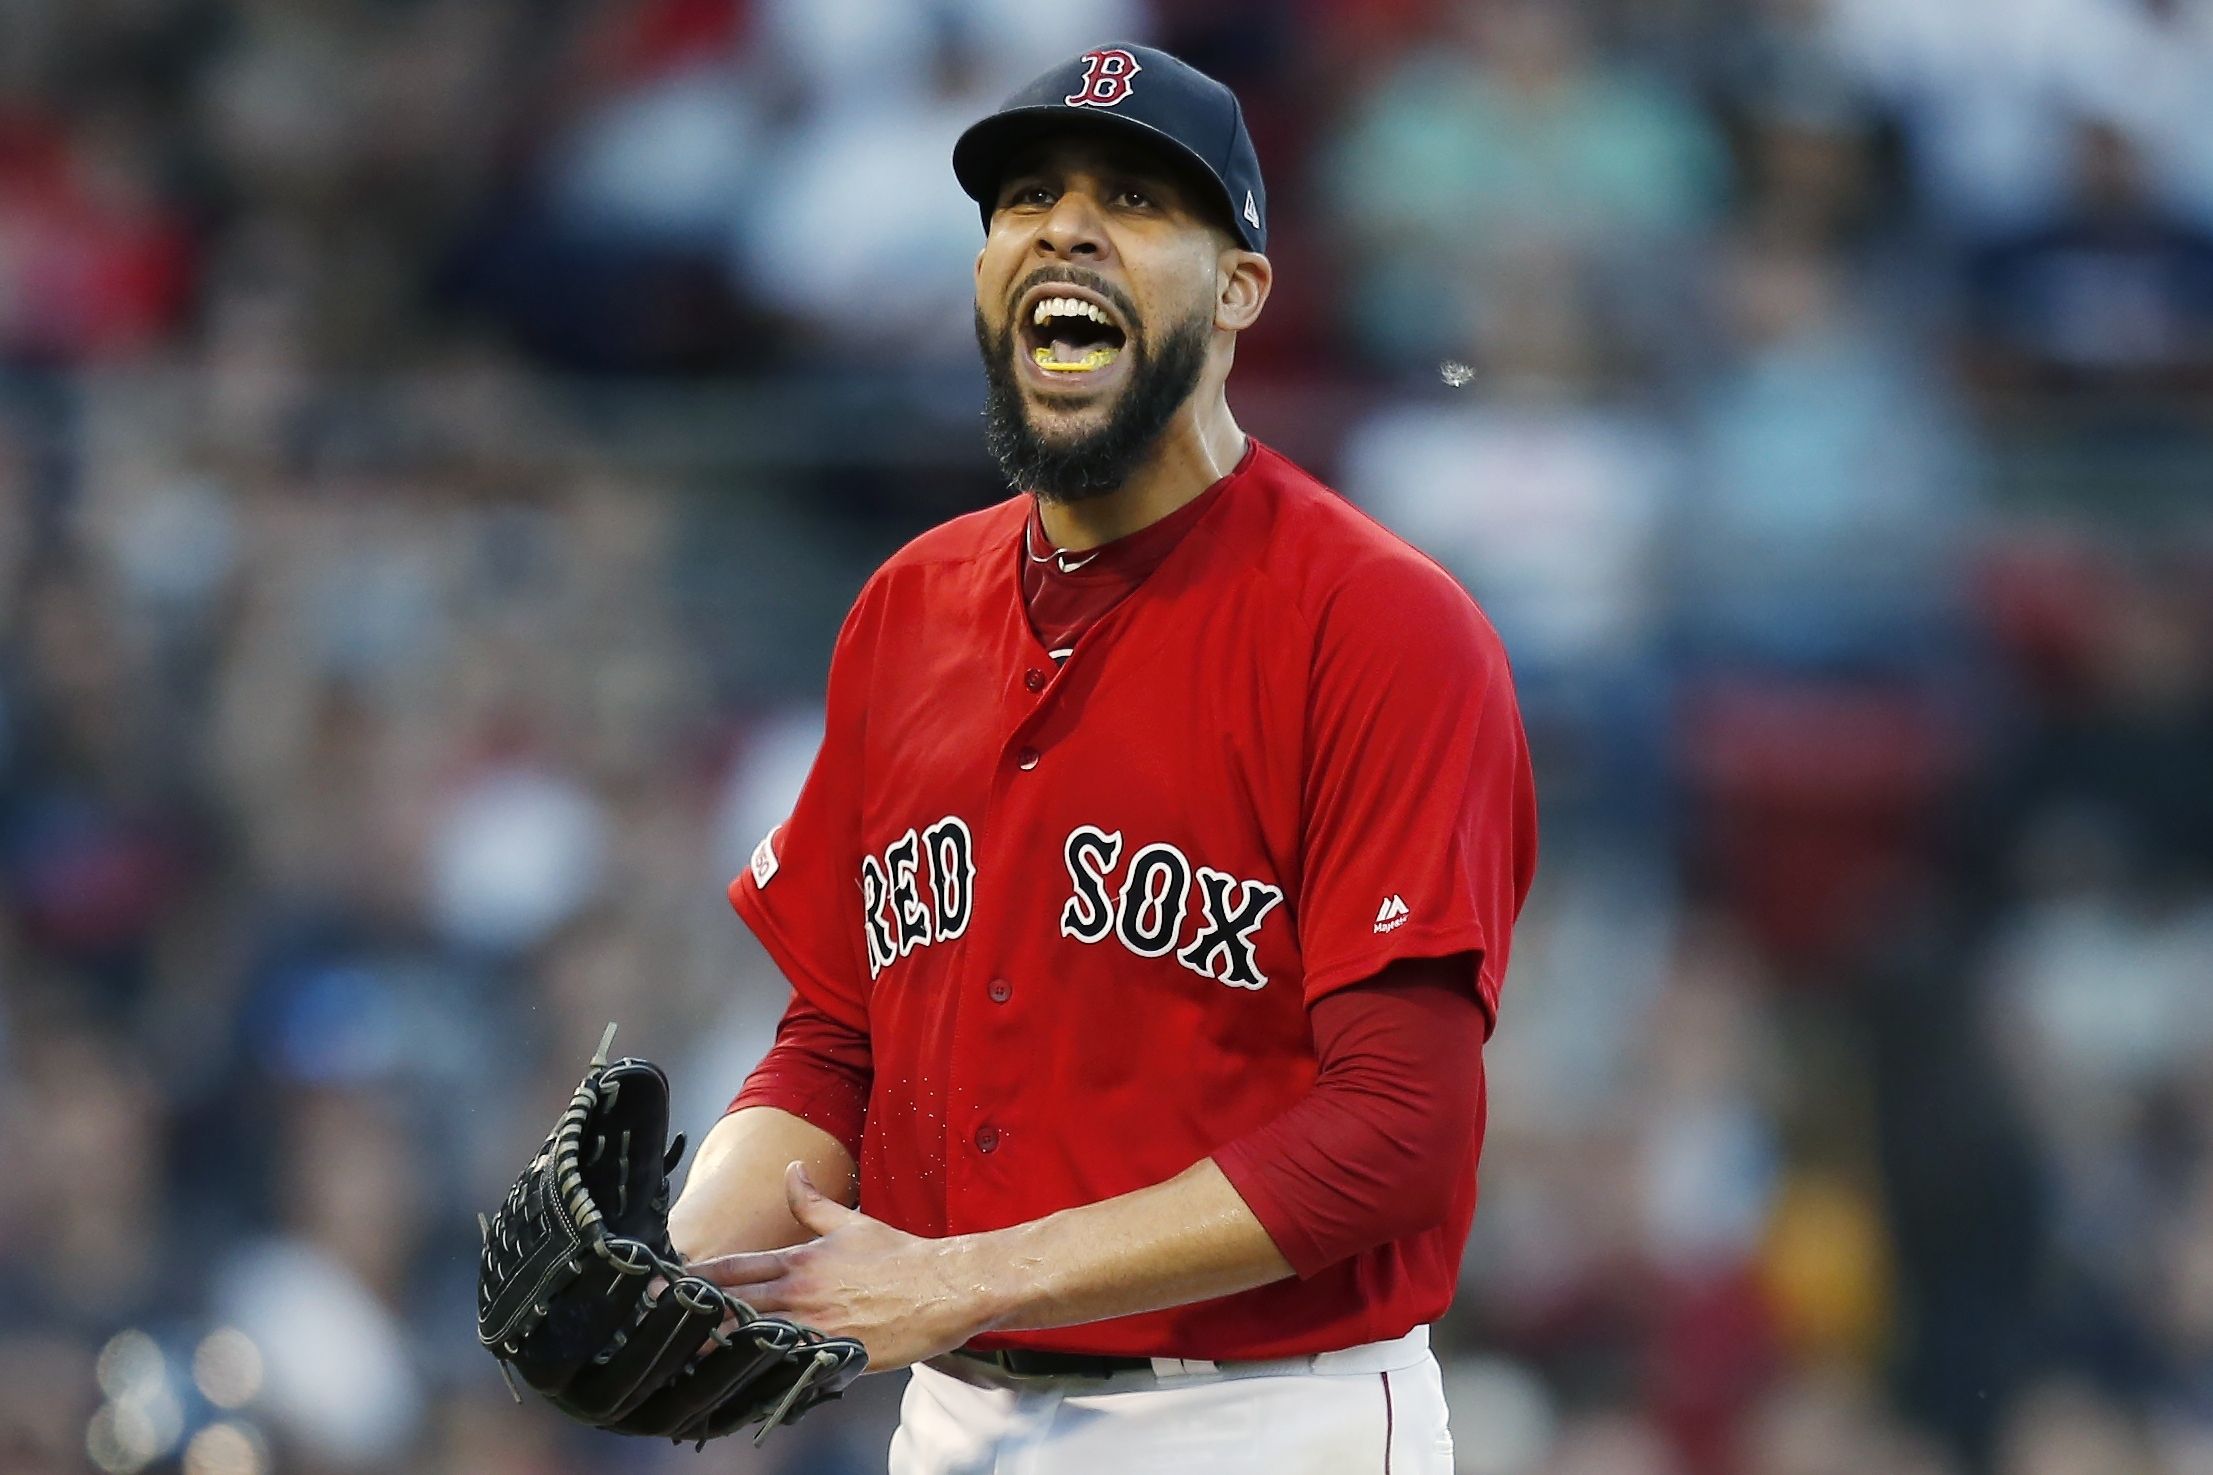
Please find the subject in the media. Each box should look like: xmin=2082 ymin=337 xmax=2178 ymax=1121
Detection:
xmin=1004 ymin=183 xmax=1054 ymax=209
xmin=1113 ymin=188 xmax=1154 ymax=210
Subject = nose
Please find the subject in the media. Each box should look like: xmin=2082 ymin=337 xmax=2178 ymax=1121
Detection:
xmin=1033 ymin=188 xmax=1112 ymax=265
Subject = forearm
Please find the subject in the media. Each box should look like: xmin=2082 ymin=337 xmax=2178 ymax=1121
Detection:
xmin=966 ymin=1158 xmax=1293 ymax=1334
xmin=669 ymin=1106 xmax=858 ymax=1261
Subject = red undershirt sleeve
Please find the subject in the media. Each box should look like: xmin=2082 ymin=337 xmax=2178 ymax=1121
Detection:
xmin=725 ymin=992 xmax=872 ymax=1162
xmin=1211 ymin=953 xmax=1487 ymax=1279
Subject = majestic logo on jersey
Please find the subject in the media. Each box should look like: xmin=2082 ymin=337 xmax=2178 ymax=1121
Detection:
xmin=1374 ymin=894 xmax=1409 ymax=933
xmin=1064 ymin=49 xmax=1142 ymax=109
xmin=1059 ymin=825 xmax=1284 ymax=989
xmin=859 ymin=815 xmax=974 ymax=978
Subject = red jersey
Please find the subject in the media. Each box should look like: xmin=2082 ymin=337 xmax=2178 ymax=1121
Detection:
xmin=729 ymin=438 xmax=1537 ymax=1360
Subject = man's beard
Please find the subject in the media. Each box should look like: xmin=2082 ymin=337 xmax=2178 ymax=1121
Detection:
xmin=975 ymin=298 xmax=1210 ymax=504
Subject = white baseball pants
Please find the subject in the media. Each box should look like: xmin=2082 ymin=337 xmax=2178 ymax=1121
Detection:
xmin=887 ymin=1326 xmax=1452 ymax=1475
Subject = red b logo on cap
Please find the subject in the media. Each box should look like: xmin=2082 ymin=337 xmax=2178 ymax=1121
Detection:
xmin=1065 ymin=48 xmax=1142 ymax=109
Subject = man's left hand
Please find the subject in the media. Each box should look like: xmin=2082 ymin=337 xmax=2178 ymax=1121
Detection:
xmin=688 ymin=1161 xmax=1005 ymax=1373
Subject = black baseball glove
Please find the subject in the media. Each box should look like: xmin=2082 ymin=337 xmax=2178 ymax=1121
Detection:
xmin=477 ymin=1026 xmax=867 ymax=1446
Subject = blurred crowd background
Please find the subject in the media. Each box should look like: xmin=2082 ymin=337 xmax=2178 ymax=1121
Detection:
xmin=3 ymin=0 xmax=2212 ymax=1472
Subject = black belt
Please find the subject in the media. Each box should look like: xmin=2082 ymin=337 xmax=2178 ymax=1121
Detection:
xmin=952 ymin=1346 xmax=1155 ymax=1378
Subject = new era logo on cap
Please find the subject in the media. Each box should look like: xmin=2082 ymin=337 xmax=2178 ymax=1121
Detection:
xmin=1244 ymin=191 xmax=1260 ymax=230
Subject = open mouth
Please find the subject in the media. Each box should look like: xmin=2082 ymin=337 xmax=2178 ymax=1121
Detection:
xmin=1019 ymin=289 xmax=1130 ymax=379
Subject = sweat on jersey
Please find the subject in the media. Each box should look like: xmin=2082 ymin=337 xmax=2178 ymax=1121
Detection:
xmin=728 ymin=438 xmax=1537 ymax=1361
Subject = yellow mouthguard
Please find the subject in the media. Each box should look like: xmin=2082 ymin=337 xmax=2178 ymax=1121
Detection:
xmin=1033 ymin=345 xmax=1121 ymax=373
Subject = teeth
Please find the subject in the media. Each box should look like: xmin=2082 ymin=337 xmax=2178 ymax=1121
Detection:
xmin=1029 ymin=296 xmax=1113 ymax=327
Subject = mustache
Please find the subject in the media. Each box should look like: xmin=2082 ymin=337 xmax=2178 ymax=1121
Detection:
xmin=1010 ymin=267 xmax=1142 ymax=337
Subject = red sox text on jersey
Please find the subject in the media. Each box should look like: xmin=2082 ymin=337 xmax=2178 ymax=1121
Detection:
xmin=859 ymin=817 xmax=1284 ymax=990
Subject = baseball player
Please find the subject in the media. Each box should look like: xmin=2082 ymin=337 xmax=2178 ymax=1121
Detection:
xmin=668 ymin=43 xmax=1538 ymax=1474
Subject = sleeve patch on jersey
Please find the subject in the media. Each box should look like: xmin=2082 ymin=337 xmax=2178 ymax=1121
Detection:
xmin=751 ymin=826 xmax=781 ymax=888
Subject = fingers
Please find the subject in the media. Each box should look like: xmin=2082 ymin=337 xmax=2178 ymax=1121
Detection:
xmin=784 ymin=1160 xmax=855 ymax=1234
xmin=690 ymin=1249 xmax=787 ymax=1287
xmin=735 ymin=1281 xmax=797 ymax=1318
xmin=690 ymin=1269 xmax=800 ymax=1321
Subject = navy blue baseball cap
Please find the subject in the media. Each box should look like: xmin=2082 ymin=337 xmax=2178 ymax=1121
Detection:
xmin=953 ymin=44 xmax=1267 ymax=253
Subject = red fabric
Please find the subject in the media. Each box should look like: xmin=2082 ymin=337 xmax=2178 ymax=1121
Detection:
xmin=1214 ymin=955 xmax=1488 ymax=1279
xmin=731 ymin=955 xmax=1489 ymax=1285
xmin=728 ymin=438 xmax=1537 ymax=1359
xmin=727 ymin=992 xmax=871 ymax=1160
xmin=1018 ymin=449 xmax=1240 ymax=656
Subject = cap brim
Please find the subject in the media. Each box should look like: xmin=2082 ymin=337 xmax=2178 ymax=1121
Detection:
xmin=951 ymin=106 xmax=1256 ymax=250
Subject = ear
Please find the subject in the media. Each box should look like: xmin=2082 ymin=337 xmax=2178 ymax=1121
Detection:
xmin=1214 ymin=249 xmax=1273 ymax=334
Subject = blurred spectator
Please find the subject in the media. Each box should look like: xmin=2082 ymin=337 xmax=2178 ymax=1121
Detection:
xmin=212 ymin=1091 xmax=429 ymax=1467
xmin=1320 ymin=0 xmax=1726 ymax=367
xmin=1343 ymin=251 xmax=1672 ymax=681
xmin=0 ymin=1025 xmax=171 ymax=1331
xmin=427 ymin=760 xmax=609 ymax=957
xmin=1829 ymin=0 xmax=2198 ymax=233
xmin=1962 ymin=118 xmax=2213 ymax=406
xmin=1685 ymin=226 xmax=1976 ymax=670
xmin=1834 ymin=0 xmax=2213 ymax=237
xmin=731 ymin=39 xmax=1000 ymax=366
xmin=545 ymin=61 xmax=763 ymax=255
